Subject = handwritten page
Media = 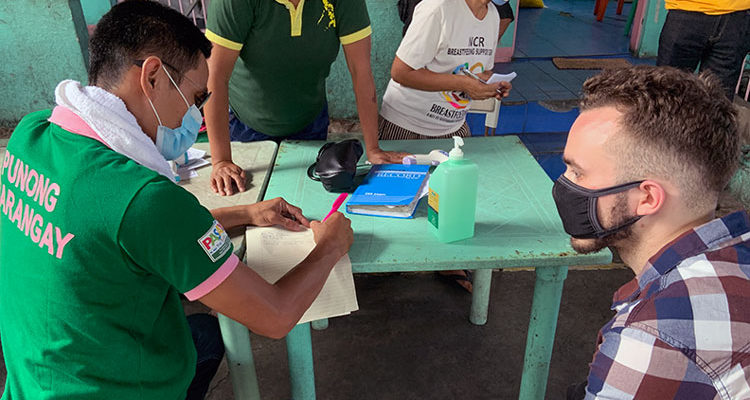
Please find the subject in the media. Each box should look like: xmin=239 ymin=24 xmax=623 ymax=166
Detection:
xmin=245 ymin=226 xmax=358 ymax=324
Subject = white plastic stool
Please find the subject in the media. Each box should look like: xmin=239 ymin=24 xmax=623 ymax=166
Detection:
xmin=469 ymin=98 xmax=502 ymax=136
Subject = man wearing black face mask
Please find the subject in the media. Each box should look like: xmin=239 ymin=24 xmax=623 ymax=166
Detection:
xmin=554 ymin=65 xmax=750 ymax=400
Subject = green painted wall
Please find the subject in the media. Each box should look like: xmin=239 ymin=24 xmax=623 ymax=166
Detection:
xmin=326 ymin=0 xmax=402 ymax=119
xmin=636 ymin=0 xmax=667 ymax=58
xmin=8 ymin=0 xmax=504 ymax=122
xmin=0 ymin=0 xmax=89 ymax=127
xmin=80 ymin=0 xmax=115 ymax=26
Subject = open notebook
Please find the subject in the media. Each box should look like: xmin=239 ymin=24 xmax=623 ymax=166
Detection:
xmin=244 ymin=226 xmax=358 ymax=324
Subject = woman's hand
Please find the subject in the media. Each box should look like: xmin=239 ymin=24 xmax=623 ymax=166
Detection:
xmin=367 ymin=148 xmax=412 ymax=164
xmin=461 ymin=76 xmax=505 ymax=100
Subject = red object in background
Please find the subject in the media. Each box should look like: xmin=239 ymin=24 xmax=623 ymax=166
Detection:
xmin=199 ymin=117 xmax=207 ymax=133
xmin=594 ymin=0 xmax=625 ymax=21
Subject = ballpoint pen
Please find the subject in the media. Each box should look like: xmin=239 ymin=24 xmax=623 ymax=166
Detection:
xmin=322 ymin=193 xmax=349 ymax=222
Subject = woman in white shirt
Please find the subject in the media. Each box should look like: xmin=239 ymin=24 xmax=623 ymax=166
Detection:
xmin=380 ymin=0 xmax=512 ymax=291
xmin=379 ymin=0 xmax=512 ymax=141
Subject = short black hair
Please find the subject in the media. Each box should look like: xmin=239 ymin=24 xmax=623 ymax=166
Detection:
xmin=88 ymin=0 xmax=212 ymax=89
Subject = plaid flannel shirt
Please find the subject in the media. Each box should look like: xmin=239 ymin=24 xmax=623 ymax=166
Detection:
xmin=585 ymin=211 xmax=750 ymax=399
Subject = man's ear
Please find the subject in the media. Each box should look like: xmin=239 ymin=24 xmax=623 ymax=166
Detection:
xmin=634 ymin=180 xmax=665 ymax=216
xmin=139 ymin=56 xmax=163 ymax=98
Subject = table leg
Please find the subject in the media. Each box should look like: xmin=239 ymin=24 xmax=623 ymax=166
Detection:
xmin=469 ymin=268 xmax=493 ymax=325
xmin=286 ymin=323 xmax=316 ymax=400
xmin=518 ymin=266 xmax=568 ymax=400
xmin=218 ymin=313 xmax=261 ymax=400
xmin=311 ymin=318 xmax=329 ymax=330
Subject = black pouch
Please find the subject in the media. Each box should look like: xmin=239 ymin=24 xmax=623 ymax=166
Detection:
xmin=307 ymin=139 xmax=365 ymax=193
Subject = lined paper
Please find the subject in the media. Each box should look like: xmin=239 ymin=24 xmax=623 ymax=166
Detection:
xmin=245 ymin=226 xmax=358 ymax=324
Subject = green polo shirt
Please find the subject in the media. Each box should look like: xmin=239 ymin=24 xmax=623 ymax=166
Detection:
xmin=0 ymin=110 xmax=235 ymax=399
xmin=206 ymin=0 xmax=371 ymax=136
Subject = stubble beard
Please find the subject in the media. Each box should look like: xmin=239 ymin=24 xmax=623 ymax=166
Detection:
xmin=570 ymin=193 xmax=635 ymax=254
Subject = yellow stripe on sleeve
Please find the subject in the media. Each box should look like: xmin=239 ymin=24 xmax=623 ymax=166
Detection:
xmin=339 ymin=26 xmax=372 ymax=45
xmin=205 ymin=30 xmax=244 ymax=51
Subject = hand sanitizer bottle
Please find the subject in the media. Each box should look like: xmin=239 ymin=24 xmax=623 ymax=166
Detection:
xmin=427 ymin=136 xmax=479 ymax=242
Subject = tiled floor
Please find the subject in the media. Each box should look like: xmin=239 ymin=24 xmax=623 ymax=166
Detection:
xmin=514 ymin=0 xmax=633 ymax=58
xmin=494 ymin=57 xmax=655 ymax=104
xmin=498 ymin=0 xmax=651 ymax=104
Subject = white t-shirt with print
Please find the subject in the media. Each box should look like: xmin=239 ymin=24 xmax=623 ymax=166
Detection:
xmin=380 ymin=0 xmax=500 ymax=137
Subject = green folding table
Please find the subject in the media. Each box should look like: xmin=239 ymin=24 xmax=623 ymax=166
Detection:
xmin=264 ymin=136 xmax=611 ymax=400
xmin=179 ymin=141 xmax=278 ymax=400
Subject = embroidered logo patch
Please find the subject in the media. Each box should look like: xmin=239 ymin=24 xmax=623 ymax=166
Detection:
xmin=198 ymin=220 xmax=231 ymax=262
xmin=318 ymin=0 xmax=336 ymax=30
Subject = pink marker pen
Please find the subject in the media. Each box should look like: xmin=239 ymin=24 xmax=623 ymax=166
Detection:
xmin=323 ymin=193 xmax=349 ymax=222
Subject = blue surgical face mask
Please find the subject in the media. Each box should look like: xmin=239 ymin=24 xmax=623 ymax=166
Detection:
xmin=146 ymin=65 xmax=202 ymax=161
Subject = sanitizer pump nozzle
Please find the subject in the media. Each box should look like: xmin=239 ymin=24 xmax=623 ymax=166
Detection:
xmin=449 ymin=136 xmax=464 ymax=159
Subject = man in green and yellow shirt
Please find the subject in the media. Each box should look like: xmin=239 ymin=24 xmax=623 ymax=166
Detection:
xmin=204 ymin=0 xmax=409 ymax=196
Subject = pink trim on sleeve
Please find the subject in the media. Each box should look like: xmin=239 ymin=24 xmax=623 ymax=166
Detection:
xmin=48 ymin=106 xmax=109 ymax=147
xmin=183 ymin=253 xmax=240 ymax=301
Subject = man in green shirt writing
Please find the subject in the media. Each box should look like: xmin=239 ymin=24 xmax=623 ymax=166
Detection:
xmin=0 ymin=2 xmax=352 ymax=398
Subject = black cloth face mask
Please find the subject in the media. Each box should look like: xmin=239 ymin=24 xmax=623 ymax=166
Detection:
xmin=552 ymin=175 xmax=644 ymax=239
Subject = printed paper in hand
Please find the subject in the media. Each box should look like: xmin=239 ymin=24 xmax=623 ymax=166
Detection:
xmin=487 ymin=72 xmax=517 ymax=84
xmin=245 ymin=226 xmax=358 ymax=324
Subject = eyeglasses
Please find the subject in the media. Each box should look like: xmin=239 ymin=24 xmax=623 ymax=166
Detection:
xmin=133 ymin=59 xmax=212 ymax=110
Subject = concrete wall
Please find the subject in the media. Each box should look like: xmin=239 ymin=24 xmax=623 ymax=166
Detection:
xmin=0 ymin=0 xmax=89 ymax=127
xmin=0 ymin=0 xmax=511 ymax=123
xmin=80 ymin=0 xmax=115 ymax=25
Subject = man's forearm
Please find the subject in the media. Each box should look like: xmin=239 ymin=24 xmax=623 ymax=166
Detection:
xmin=205 ymin=79 xmax=234 ymax=164
xmin=343 ymin=36 xmax=382 ymax=153
xmin=353 ymin=76 xmax=381 ymax=152
xmin=197 ymin=241 xmax=345 ymax=339
xmin=210 ymin=205 xmax=251 ymax=230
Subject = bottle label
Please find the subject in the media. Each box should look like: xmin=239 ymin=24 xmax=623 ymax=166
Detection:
xmin=428 ymin=188 xmax=439 ymax=211
xmin=428 ymin=188 xmax=439 ymax=228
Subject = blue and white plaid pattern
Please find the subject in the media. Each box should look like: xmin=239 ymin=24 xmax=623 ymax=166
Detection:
xmin=585 ymin=211 xmax=750 ymax=399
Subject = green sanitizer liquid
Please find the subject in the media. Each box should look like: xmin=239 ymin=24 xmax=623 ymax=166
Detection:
xmin=427 ymin=136 xmax=478 ymax=243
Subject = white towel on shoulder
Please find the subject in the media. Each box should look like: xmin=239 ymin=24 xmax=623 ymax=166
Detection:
xmin=54 ymin=80 xmax=175 ymax=181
